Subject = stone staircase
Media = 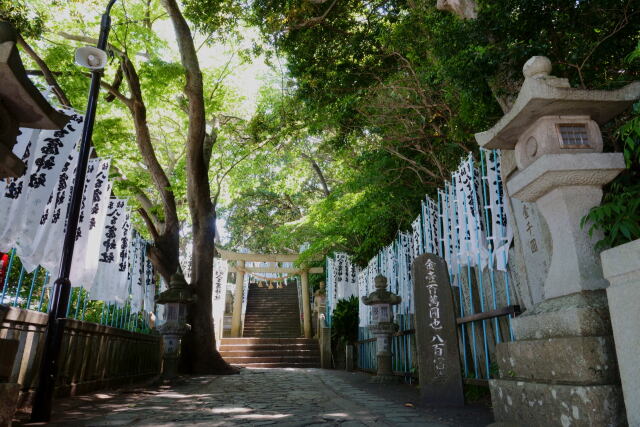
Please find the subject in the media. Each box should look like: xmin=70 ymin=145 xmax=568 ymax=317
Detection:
xmin=242 ymin=282 xmax=301 ymax=337
xmin=219 ymin=283 xmax=320 ymax=368
xmin=219 ymin=337 xmax=320 ymax=368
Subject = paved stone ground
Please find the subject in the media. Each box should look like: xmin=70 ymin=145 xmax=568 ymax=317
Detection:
xmin=17 ymin=368 xmax=494 ymax=426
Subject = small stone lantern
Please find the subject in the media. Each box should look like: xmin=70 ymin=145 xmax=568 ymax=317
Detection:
xmin=362 ymin=275 xmax=401 ymax=383
xmin=155 ymin=270 xmax=196 ymax=378
xmin=0 ymin=22 xmax=69 ymax=178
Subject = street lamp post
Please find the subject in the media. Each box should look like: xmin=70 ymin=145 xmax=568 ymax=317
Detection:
xmin=31 ymin=0 xmax=117 ymax=421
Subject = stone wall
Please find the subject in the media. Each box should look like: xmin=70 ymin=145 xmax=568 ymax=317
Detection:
xmin=0 ymin=304 xmax=161 ymax=407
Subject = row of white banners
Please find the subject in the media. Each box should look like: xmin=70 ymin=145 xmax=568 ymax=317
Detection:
xmin=326 ymin=152 xmax=514 ymax=327
xmin=0 ymin=109 xmax=155 ymax=309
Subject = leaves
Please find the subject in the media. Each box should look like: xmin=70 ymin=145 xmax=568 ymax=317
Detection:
xmin=331 ymin=295 xmax=359 ymax=345
xmin=582 ymin=101 xmax=640 ymax=249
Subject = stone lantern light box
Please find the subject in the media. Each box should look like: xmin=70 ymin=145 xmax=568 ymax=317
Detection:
xmin=370 ymin=303 xmax=391 ymax=324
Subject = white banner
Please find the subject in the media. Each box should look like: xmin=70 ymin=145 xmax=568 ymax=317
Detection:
xmin=423 ymin=197 xmax=441 ymax=255
xmin=91 ymin=200 xmax=128 ymax=302
xmin=454 ymin=155 xmax=489 ymax=270
xmin=143 ymin=254 xmax=155 ymax=313
xmin=70 ymin=158 xmax=112 ymax=286
xmin=0 ymin=112 xmax=83 ymax=260
xmin=116 ymin=209 xmax=132 ymax=302
xmin=411 ymin=217 xmax=422 ymax=259
xmin=212 ymin=258 xmax=228 ymax=342
xmin=127 ymin=232 xmax=145 ymax=311
xmin=20 ymin=150 xmax=77 ymax=273
xmin=484 ymin=150 xmax=513 ymax=271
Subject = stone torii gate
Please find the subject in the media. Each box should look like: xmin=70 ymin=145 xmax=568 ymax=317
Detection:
xmin=217 ymin=249 xmax=323 ymax=339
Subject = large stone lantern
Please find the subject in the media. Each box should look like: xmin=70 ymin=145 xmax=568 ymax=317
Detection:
xmin=475 ymin=56 xmax=639 ymax=425
xmin=155 ymin=270 xmax=197 ymax=378
xmin=361 ymin=275 xmax=401 ymax=383
xmin=0 ymin=22 xmax=69 ymax=178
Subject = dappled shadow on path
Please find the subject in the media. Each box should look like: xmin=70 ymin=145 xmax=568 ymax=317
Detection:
xmin=15 ymin=368 xmax=493 ymax=426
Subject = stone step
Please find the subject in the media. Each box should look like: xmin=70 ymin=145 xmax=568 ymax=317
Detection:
xmin=220 ymin=337 xmax=316 ymax=345
xmin=242 ymin=323 xmax=300 ymax=327
xmin=245 ymin=306 xmax=299 ymax=310
xmin=230 ymin=362 xmax=319 ymax=368
xmin=219 ymin=349 xmax=319 ymax=357
xmin=220 ymin=344 xmax=318 ymax=353
xmin=241 ymin=334 xmax=301 ymax=338
xmin=222 ymin=356 xmax=320 ymax=364
xmin=244 ymin=321 xmax=300 ymax=330
xmin=243 ymin=317 xmax=299 ymax=320
xmin=244 ymin=314 xmax=298 ymax=317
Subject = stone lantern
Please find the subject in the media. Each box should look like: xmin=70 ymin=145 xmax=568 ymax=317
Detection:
xmin=155 ymin=270 xmax=197 ymax=378
xmin=361 ymin=275 xmax=401 ymax=383
xmin=0 ymin=22 xmax=69 ymax=178
xmin=475 ymin=56 xmax=640 ymax=425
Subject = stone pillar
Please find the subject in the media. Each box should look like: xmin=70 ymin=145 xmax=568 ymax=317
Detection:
xmin=602 ymin=238 xmax=640 ymax=426
xmin=300 ymin=270 xmax=312 ymax=338
xmin=231 ymin=260 xmax=245 ymax=338
xmin=473 ymin=56 xmax=639 ymax=425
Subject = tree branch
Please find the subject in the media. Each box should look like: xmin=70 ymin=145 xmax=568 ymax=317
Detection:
xmin=17 ymin=34 xmax=72 ymax=108
xmin=301 ymin=153 xmax=330 ymax=196
xmin=138 ymin=207 xmax=161 ymax=241
xmin=105 ymin=65 xmax=123 ymax=102
xmin=287 ymin=0 xmax=339 ymax=30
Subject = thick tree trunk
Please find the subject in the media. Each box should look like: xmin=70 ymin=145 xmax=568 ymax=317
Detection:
xmin=162 ymin=0 xmax=236 ymax=374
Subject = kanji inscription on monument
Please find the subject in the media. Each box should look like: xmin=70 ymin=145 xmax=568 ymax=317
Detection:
xmin=412 ymin=253 xmax=464 ymax=406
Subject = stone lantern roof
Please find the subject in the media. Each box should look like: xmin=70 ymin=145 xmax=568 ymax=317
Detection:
xmin=155 ymin=270 xmax=197 ymax=305
xmin=0 ymin=21 xmax=70 ymax=178
xmin=475 ymin=56 xmax=640 ymax=150
xmin=361 ymin=275 xmax=401 ymax=306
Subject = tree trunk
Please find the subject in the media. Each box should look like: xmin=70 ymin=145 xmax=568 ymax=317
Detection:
xmin=162 ymin=0 xmax=236 ymax=374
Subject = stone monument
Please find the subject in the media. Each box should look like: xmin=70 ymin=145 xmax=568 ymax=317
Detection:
xmin=601 ymin=238 xmax=640 ymax=426
xmin=411 ymin=254 xmax=464 ymax=407
xmin=155 ymin=270 xmax=196 ymax=378
xmin=0 ymin=21 xmax=69 ymax=179
xmin=361 ymin=275 xmax=401 ymax=383
xmin=475 ymin=56 xmax=639 ymax=425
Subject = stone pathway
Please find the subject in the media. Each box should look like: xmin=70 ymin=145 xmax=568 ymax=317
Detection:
xmin=19 ymin=368 xmax=493 ymax=426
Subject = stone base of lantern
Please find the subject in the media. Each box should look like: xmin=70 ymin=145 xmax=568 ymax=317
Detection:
xmin=370 ymin=374 xmax=401 ymax=384
xmin=489 ymin=290 xmax=627 ymax=426
xmin=161 ymin=355 xmax=180 ymax=380
xmin=370 ymin=354 xmax=401 ymax=384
